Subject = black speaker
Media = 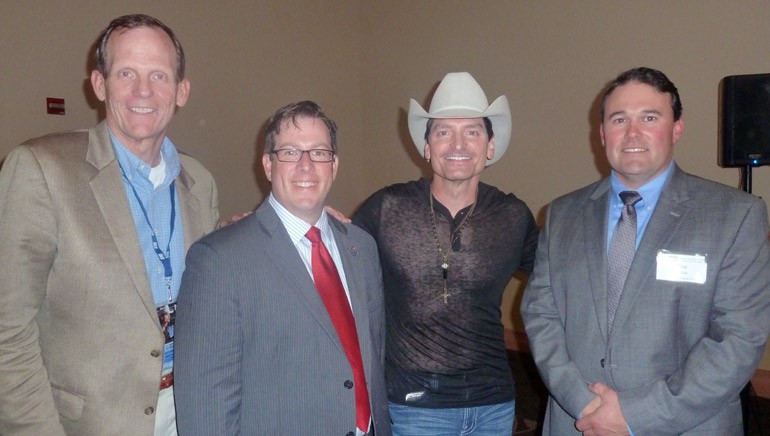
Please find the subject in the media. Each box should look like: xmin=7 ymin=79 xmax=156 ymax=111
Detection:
xmin=721 ymin=73 xmax=770 ymax=167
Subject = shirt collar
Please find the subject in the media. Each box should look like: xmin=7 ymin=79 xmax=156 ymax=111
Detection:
xmin=110 ymin=131 xmax=181 ymax=190
xmin=610 ymin=160 xmax=674 ymax=208
xmin=268 ymin=193 xmax=331 ymax=244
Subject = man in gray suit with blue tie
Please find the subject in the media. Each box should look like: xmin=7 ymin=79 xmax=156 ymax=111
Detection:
xmin=174 ymin=100 xmax=391 ymax=436
xmin=521 ymin=67 xmax=770 ymax=435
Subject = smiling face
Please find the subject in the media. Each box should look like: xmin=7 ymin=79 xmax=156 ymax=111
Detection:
xmin=600 ymin=81 xmax=684 ymax=189
xmin=262 ymin=116 xmax=338 ymax=224
xmin=424 ymin=118 xmax=494 ymax=185
xmin=90 ymin=26 xmax=190 ymax=165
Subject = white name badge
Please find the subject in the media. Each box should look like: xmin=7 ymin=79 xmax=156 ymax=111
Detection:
xmin=656 ymin=250 xmax=707 ymax=284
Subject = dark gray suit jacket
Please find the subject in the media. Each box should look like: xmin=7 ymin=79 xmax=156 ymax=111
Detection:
xmin=522 ymin=165 xmax=770 ymax=435
xmin=174 ymin=201 xmax=391 ymax=435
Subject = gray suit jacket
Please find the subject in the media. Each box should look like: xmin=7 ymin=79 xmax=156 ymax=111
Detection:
xmin=174 ymin=201 xmax=391 ymax=436
xmin=521 ymin=165 xmax=770 ymax=435
xmin=0 ymin=122 xmax=220 ymax=435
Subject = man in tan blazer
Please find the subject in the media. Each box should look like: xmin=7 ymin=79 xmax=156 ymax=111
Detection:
xmin=0 ymin=14 xmax=219 ymax=436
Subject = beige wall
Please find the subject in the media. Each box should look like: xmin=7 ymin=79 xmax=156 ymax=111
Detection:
xmin=2 ymin=1 xmax=770 ymax=369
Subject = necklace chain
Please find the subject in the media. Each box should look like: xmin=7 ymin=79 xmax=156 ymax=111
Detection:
xmin=429 ymin=192 xmax=476 ymax=304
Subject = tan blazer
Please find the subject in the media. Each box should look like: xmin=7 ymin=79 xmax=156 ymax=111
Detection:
xmin=0 ymin=122 xmax=219 ymax=436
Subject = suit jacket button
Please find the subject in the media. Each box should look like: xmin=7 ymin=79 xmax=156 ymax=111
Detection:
xmin=151 ymin=349 xmax=161 ymax=358
xmin=144 ymin=406 xmax=155 ymax=415
xmin=600 ymin=358 xmax=605 ymax=368
xmin=344 ymin=380 xmax=354 ymax=389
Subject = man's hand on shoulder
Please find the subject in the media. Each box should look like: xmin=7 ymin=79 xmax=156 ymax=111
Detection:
xmin=325 ymin=205 xmax=351 ymax=223
xmin=219 ymin=210 xmax=252 ymax=228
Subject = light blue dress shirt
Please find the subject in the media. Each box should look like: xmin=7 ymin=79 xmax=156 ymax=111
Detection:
xmin=606 ymin=162 xmax=675 ymax=252
xmin=111 ymin=133 xmax=185 ymax=308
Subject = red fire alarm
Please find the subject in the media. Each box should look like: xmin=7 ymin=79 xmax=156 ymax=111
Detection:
xmin=47 ymin=97 xmax=65 ymax=115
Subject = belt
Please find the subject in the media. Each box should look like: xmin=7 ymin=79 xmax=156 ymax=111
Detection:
xmin=160 ymin=372 xmax=174 ymax=390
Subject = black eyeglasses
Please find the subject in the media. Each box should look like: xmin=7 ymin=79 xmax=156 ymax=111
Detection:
xmin=270 ymin=149 xmax=335 ymax=162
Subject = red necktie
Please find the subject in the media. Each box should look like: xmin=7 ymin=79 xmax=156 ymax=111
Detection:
xmin=305 ymin=226 xmax=371 ymax=432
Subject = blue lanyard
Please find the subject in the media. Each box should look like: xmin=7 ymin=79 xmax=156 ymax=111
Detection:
xmin=121 ymin=168 xmax=177 ymax=304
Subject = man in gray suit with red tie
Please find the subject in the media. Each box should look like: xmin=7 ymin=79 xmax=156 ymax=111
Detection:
xmin=174 ymin=101 xmax=391 ymax=436
xmin=522 ymin=67 xmax=770 ymax=435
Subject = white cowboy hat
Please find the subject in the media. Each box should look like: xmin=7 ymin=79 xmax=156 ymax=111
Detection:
xmin=408 ymin=72 xmax=511 ymax=166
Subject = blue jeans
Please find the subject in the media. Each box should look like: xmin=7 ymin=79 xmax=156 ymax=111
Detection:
xmin=388 ymin=400 xmax=515 ymax=436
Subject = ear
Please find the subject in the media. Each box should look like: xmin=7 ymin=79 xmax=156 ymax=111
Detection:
xmin=176 ymin=78 xmax=191 ymax=108
xmin=423 ymin=143 xmax=430 ymax=161
xmin=262 ymin=153 xmax=273 ymax=182
xmin=331 ymin=155 xmax=339 ymax=182
xmin=599 ymin=122 xmax=606 ymax=147
xmin=91 ymin=70 xmax=106 ymax=102
xmin=486 ymin=139 xmax=496 ymax=160
xmin=672 ymin=118 xmax=684 ymax=143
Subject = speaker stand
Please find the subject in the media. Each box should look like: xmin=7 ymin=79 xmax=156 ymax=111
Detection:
xmin=739 ymin=164 xmax=766 ymax=435
xmin=741 ymin=164 xmax=753 ymax=194
xmin=740 ymin=164 xmax=751 ymax=435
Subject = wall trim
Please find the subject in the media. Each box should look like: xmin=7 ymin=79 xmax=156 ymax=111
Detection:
xmin=504 ymin=328 xmax=770 ymax=399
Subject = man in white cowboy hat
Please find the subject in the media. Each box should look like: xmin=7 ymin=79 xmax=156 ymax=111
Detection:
xmin=352 ymin=72 xmax=538 ymax=434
